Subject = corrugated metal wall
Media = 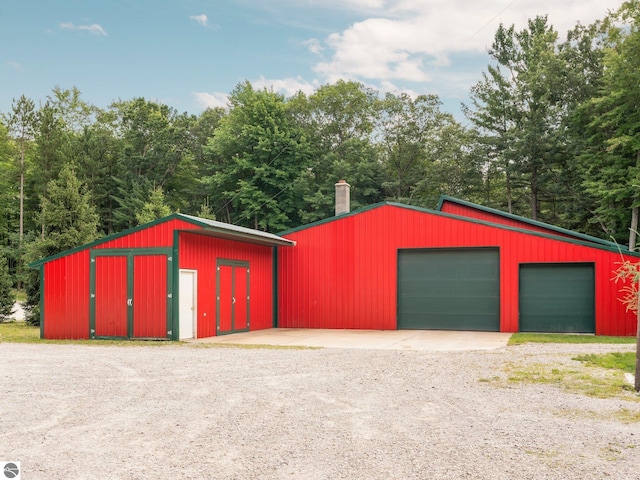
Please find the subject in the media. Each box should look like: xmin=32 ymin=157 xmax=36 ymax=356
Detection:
xmin=43 ymin=250 xmax=91 ymax=339
xmin=439 ymin=201 xmax=577 ymax=240
xmin=278 ymin=204 xmax=638 ymax=336
xmin=178 ymin=232 xmax=275 ymax=337
xmin=42 ymin=219 xmax=200 ymax=339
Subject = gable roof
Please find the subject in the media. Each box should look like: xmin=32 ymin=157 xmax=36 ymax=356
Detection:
xmin=279 ymin=200 xmax=639 ymax=257
xmin=30 ymin=213 xmax=294 ymax=267
xmin=436 ymin=195 xmax=619 ymax=249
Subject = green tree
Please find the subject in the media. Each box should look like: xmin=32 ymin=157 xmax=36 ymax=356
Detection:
xmin=5 ymin=95 xmax=36 ymax=247
xmin=466 ymin=16 xmax=572 ymax=221
xmin=136 ymin=186 xmax=172 ymax=225
xmin=576 ymin=1 xmax=640 ymax=248
xmin=288 ymin=81 xmax=383 ymax=222
xmin=205 ymin=82 xmax=312 ymax=231
xmin=23 ymin=165 xmax=99 ymax=324
xmin=106 ymin=98 xmax=195 ymax=230
xmin=378 ymin=92 xmax=461 ymax=207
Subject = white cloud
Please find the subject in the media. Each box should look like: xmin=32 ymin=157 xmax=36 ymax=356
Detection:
xmin=193 ymin=91 xmax=229 ymax=109
xmin=190 ymin=14 xmax=208 ymax=26
xmin=6 ymin=61 xmax=23 ymax=71
xmin=303 ymin=38 xmax=324 ymax=55
xmin=59 ymin=22 xmax=107 ymax=36
xmin=309 ymin=0 xmax=623 ymax=86
xmin=252 ymin=76 xmax=318 ymax=97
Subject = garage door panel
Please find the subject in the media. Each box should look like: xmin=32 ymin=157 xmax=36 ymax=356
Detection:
xmin=398 ymin=248 xmax=500 ymax=331
xmin=519 ymin=263 xmax=594 ymax=333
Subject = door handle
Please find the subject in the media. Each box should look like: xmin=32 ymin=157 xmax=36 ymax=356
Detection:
xmin=127 ymin=298 xmax=132 ymax=307
xmin=232 ymin=296 xmax=236 ymax=304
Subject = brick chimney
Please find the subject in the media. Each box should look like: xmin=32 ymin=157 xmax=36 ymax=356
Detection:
xmin=335 ymin=179 xmax=351 ymax=216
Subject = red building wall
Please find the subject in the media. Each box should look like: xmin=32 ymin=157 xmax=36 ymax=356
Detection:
xmin=43 ymin=250 xmax=91 ymax=339
xmin=178 ymin=232 xmax=275 ymax=338
xmin=439 ymin=201 xmax=578 ymax=240
xmin=42 ymin=219 xmax=201 ymax=339
xmin=278 ymin=204 xmax=638 ymax=336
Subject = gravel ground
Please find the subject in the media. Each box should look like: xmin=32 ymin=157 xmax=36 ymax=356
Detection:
xmin=1 ymin=342 xmax=639 ymax=479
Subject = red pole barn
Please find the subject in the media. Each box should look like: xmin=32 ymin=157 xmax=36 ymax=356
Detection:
xmin=277 ymin=196 xmax=639 ymax=336
xmin=32 ymin=195 xmax=639 ymax=339
xmin=31 ymin=214 xmax=294 ymax=340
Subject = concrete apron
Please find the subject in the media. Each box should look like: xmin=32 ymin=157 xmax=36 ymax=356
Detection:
xmin=188 ymin=328 xmax=512 ymax=352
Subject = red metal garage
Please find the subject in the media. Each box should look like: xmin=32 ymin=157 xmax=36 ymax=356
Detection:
xmin=277 ymin=199 xmax=639 ymax=336
xmin=32 ymin=194 xmax=639 ymax=339
xmin=31 ymin=214 xmax=294 ymax=340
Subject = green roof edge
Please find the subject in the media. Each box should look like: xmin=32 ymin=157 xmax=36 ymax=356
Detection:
xmin=436 ymin=195 xmax=619 ymax=248
xmin=30 ymin=213 xmax=293 ymax=267
xmin=279 ymin=199 xmax=640 ymax=258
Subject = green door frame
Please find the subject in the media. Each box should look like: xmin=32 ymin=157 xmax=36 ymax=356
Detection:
xmin=89 ymin=248 xmax=173 ymax=339
xmin=216 ymin=259 xmax=250 ymax=335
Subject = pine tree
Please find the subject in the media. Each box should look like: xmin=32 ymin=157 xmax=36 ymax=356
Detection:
xmin=136 ymin=186 xmax=172 ymax=225
xmin=23 ymin=165 xmax=99 ymax=325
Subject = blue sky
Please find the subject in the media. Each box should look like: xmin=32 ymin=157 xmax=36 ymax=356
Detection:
xmin=0 ymin=0 xmax=624 ymax=120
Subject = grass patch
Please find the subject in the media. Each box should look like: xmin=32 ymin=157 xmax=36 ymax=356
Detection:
xmin=12 ymin=289 xmax=26 ymax=302
xmin=505 ymin=362 xmax=637 ymax=399
xmin=573 ymin=352 xmax=636 ymax=374
xmin=0 ymin=322 xmax=319 ymax=350
xmin=509 ymin=333 xmax=636 ymax=345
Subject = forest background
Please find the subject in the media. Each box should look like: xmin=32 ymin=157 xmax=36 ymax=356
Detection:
xmin=2 ymin=2 xmax=640 ymax=323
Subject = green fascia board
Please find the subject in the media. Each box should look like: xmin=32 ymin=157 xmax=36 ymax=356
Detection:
xmin=30 ymin=213 xmax=293 ymax=268
xmin=279 ymin=200 xmax=640 ymax=258
xmin=436 ymin=195 xmax=619 ymax=249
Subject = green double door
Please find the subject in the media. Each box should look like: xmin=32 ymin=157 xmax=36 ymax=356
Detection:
xmin=216 ymin=260 xmax=250 ymax=335
xmin=397 ymin=248 xmax=500 ymax=331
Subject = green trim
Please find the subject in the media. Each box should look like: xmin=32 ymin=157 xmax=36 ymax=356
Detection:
xmin=436 ymin=195 xmax=619 ymax=248
xmin=29 ymin=213 xmax=293 ymax=268
xmin=278 ymin=201 xmax=389 ymax=236
xmin=216 ymin=259 xmax=251 ymax=335
xmin=171 ymin=231 xmax=180 ymax=341
xmin=91 ymin=247 xmax=172 ymax=257
xmin=90 ymin=247 xmax=173 ymax=340
xmin=89 ymin=254 xmax=96 ymax=338
xmin=39 ymin=265 xmax=44 ymax=339
xmin=30 ymin=214 xmax=186 ymax=267
xmin=127 ymin=253 xmax=134 ymax=337
xmin=279 ymin=200 xmax=640 ymax=258
xmin=272 ymin=247 xmax=278 ymax=328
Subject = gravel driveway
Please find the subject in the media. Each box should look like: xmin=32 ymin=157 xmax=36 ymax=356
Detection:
xmin=1 ymin=342 xmax=638 ymax=479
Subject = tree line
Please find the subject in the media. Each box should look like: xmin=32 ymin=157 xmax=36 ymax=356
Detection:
xmin=2 ymin=2 xmax=640 ymax=323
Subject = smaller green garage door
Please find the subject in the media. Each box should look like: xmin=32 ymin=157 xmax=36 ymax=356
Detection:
xmin=519 ymin=263 xmax=595 ymax=333
xmin=397 ymin=248 xmax=500 ymax=331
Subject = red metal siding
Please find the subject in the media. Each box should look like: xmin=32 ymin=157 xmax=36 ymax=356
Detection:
xmin=178 ymin=232 xmax=274 ymax=338
xmin=43 ymin=250 xmax=91 ymax=339
xmin=278 ymin=205 xmax=638 ymax=336
xmin=440 ymin=201 xmax=577 ymax=240
xmin=133 ymin=255 xmax=168 ymax=338
xmin=96 ymin=219 xmax=198 ymax=249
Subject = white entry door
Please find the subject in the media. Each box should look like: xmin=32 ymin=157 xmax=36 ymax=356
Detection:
xmin=179 ymin=270 xmax=197 ymax=339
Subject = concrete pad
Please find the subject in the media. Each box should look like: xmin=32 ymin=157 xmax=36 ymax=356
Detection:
xmin=188 ymin=328 xmax=512 ymax=352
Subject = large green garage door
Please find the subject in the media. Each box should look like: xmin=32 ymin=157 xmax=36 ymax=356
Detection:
xmin=397 ymin=248 xmax=500 ymax=331
xmin=519 ymin=263 xmax=595 ymax=333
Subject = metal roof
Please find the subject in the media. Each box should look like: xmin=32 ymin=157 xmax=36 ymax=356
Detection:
xmin=176 ymin=214 xmax=296 ymax=247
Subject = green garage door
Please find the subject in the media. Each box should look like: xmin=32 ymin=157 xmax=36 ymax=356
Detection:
xmin=397 ymin=248 xmax=500 ymax=331
xmin=519 ymin=263 xmax=595 ymax=333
